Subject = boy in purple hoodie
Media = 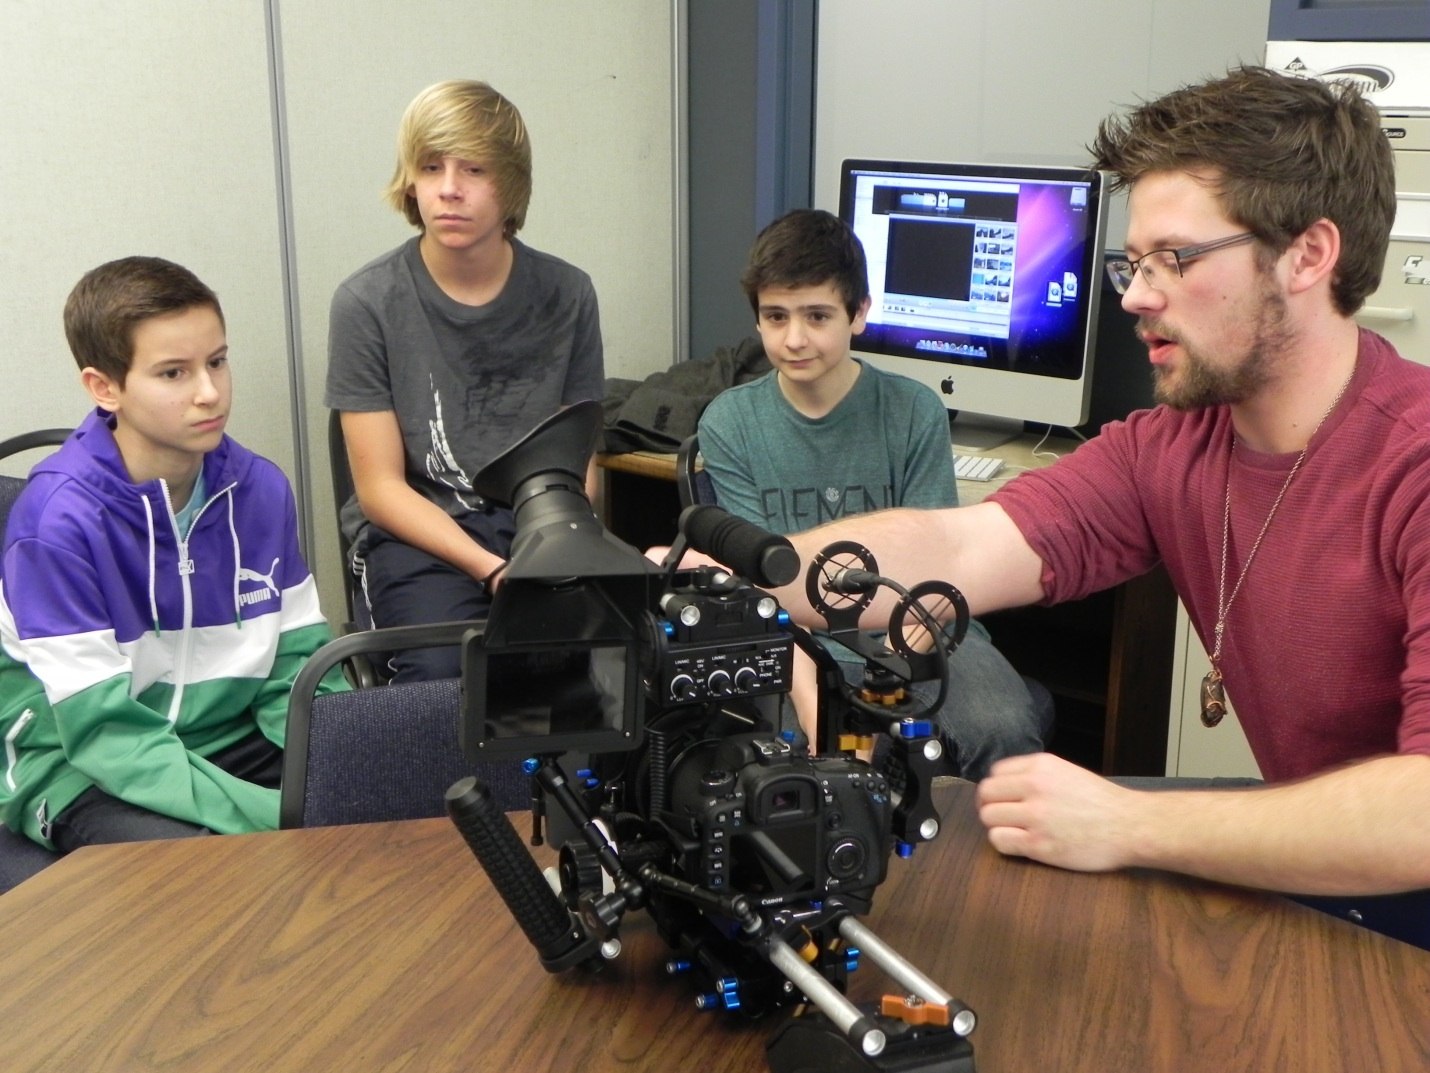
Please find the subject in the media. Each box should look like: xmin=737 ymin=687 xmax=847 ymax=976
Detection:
xmin=0 ymin=256 xmax=344 ymax=852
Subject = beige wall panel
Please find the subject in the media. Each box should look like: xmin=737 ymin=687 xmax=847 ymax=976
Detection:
xmin=813 ymin=0 xmax=1274 ymax=243
xmin=0 ymin=3 xmax=291 ymax=478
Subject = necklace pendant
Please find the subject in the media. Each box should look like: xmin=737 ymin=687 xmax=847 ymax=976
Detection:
xmin=1200 ymin=667 xmax=1227 ymax=728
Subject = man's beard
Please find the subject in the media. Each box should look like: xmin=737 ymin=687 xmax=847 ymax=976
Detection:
xmin=1149 ymin=274 xmax=1293 ymax=411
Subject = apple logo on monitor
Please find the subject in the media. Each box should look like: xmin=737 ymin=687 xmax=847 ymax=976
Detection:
xmin=940 ymin=376 xmax=955 ymax=395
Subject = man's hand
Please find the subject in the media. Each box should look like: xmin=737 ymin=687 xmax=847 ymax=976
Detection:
xmin=975 ymin=752 xmax=1141 ymax=873
xmin=979 ymin=752 xmax=1430 ymax=896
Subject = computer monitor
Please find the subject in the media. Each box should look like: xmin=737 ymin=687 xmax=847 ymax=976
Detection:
xmin=838 ymin=159 xmax=1110 ymax=449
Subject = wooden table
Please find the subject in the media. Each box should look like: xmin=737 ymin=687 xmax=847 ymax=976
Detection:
xmin=4 ymin=783 xmax=1423 ymax=1072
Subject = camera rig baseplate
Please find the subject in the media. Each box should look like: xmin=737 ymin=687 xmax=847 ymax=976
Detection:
xmin=447 ymin=546 xmax=978 ymax=1073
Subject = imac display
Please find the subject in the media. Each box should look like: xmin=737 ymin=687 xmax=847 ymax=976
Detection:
xmin=838 ymin=159 xmax=1109 ymax=448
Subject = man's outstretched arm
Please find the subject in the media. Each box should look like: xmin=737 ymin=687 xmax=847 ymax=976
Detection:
xmin=976 ymin=750 xmax=1430 ymax=896
xmin=774 ymin=501 xmax=1047 ymax=627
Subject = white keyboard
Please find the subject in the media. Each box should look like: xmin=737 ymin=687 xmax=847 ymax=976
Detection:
xmin=953 ymin=452 xmax=1005 ymax=482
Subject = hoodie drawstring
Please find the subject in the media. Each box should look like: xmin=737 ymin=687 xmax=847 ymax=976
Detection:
xmin=142 ymin=496 xmax=160 ymax=636
xmin=224 ymin=487 xmax=242 ymax=627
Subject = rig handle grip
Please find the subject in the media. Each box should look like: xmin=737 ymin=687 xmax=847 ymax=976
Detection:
xmin=446 ymin=776 xmax=598 ymax=972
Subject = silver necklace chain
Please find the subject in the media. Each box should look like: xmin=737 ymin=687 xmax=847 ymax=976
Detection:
xmin=1208 ymin=368 xmax=1354 ymax=666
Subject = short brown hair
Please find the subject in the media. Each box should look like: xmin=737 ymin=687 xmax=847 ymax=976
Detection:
xmin=1089 ymin=65 xmax=1395 ymax=316
xmin=740 ymin=209 xmax=870 ymax=319
xmin=384 ymin=79 xmax=532 ymax=237
xmin=63 ymin=257 xmax=224 ymax=385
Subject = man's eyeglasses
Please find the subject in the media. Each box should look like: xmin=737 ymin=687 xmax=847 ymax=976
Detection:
xmin=1105 ymin=232 xmax=1256 ymax=294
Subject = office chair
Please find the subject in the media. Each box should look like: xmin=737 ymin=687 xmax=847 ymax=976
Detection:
xmin=0 ymin=476 xmax=27 ymax=538
xmin=0 ymin=427 xmax=72 ymax=541
xmin=281 ymin=621 xmax=531 ymax=829
xmin=326 ymin=409 xmax=392 ymax=686
xmin=1291 ymin=891 xmax=1430 ymax=952
xmin=0 ymin=827 xmax=61 ymax=893
xmin=0 ymin=428 xmax=71 ymax=470
xmin=0 ymin=427 xmax=72 ymax=890
xmin=327 ymin=410 xmax=371 ymax=631
xmin=675 ymin=432 xmax=715 ymax=511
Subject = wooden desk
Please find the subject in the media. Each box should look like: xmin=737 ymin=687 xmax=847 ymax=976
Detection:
xmin=595 ymin=449 xmax=682 ymax=483
xmin=0 ymin=783 xmax=1424 ymax=1072
xmin=595 ymin=442 xmax=1179 ymax=776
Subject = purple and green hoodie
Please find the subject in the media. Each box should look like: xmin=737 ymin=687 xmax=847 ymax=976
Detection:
xmin=0 ymin=409 xmax=344 ymax=847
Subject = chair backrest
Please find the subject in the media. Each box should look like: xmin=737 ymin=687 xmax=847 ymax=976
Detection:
xmin=675 ymin=433 xmax=717 ymax=510
xmin=0 ymin=428 xmax=71 ymax=465
xmin=327 ymin=410 xmax=362 ymax=626
xmin=0 ymin=476 xmax=26 ymax=542
xmin=281 ymin=622 xmax=531 ymax=828
xmin=0 ymin=429 xmax=72 ymax=887
xmin=0 ymin=428 xmax=71 ymax=535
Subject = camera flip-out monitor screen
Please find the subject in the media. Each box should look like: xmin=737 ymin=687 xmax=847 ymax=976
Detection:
xmin=462 ymin=635 xmax=643 ymax=758
xmin=838 ymin=158 xmax=1108 ymax=443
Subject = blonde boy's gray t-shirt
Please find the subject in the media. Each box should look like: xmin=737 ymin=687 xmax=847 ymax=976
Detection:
xmin=325 ymin=237 xmax=604 ymax=548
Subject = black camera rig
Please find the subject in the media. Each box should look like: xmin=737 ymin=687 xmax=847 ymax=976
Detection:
xmin=444 ymin=402 xmax=978 ymax=1073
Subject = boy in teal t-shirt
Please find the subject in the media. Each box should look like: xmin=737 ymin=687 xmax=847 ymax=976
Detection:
xmin=698 ymin=209 xmax=1052 ymax=778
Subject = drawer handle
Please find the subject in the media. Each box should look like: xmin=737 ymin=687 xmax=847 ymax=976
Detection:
xmin=1357 ymin=305 xmax=1414 ymax=323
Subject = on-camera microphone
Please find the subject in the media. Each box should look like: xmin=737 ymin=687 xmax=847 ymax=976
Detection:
xmin=678 ymin=504 xmax=799 ymax=588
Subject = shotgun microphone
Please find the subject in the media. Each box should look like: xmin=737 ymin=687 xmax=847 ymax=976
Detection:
xmin=678 ymin=504 xmax=799 ymax=588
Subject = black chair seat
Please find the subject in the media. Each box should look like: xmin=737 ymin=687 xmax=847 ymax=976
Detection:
xmin=0 ymin=827 xmax=59 ymax=893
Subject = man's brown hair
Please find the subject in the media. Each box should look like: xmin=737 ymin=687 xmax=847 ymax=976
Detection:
xmin=1089 ymin=65 xmax=1395 ymax=316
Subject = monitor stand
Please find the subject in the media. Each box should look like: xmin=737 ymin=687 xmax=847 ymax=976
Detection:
xmin=948 ymin=413 xmax=1023 ymax=453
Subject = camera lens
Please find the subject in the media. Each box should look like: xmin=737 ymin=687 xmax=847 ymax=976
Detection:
xmin=827 ymin=837 xmax=867 ymax=881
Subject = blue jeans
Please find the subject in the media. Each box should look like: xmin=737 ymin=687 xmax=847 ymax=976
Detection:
xmin=50 ymin=732 xmax=283 ymax=852
xmin=849 ymin=628 xmax=1054 ymax=781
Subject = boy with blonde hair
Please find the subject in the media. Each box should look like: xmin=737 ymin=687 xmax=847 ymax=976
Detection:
xmin=327 ymin=79 xmax=604 ymax=682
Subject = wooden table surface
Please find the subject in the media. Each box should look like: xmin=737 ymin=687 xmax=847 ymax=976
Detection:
xmin=0 ymin=781 xmax=1426 ymax=1072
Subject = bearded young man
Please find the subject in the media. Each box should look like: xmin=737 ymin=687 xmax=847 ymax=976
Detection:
xmin=759 ymin=67 xmax=1430 ymax=945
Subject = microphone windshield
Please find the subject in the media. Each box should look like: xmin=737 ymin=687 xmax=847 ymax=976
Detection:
xmin=678 ymin=505 xmax=799 ymax=588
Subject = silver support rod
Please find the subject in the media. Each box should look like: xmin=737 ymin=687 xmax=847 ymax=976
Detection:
xmin=839 ymin=915 xmax=976 ymax=1036
xmin=766 ymin=936 xmax=886 ymax=1058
